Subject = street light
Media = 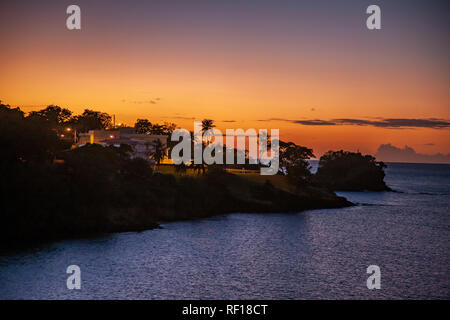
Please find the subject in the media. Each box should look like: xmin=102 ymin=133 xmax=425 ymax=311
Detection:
xmin=66 ymin=127 xmax=77 ymax=145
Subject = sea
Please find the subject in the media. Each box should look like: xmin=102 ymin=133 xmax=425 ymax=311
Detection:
xmin=0 ymin=162 xmax=449 ymax=299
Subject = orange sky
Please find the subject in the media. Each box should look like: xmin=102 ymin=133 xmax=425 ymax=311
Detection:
xmin=1 ymin=0 xmax=449 ymax=157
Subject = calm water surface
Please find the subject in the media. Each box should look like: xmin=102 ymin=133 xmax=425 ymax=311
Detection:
xmin=0 ymin=163 xmax=449 ymax=299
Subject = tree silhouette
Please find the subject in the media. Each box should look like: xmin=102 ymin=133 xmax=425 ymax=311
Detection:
xmin=279 ymin=141 xmax=315 ymax=187
xmin=134 ymin=119 xmax=152 ymax=134
xmin=28 ymin=105 xmax=72 ymax=128
xmin=0 ymin=102 xmax=63 ymax=165
xmin=137 ymin=122 xmax=177 ymax=135
xmin=150 ymin=139 xmax=167 ymax=168
xmin=69 ymin=109 xmax=112 ymax=132
xmin=201 ymin=119 xmax=216 ymax=149
xmin=201 ymin=119 xmax=215 ymax=133
xmin=150 ymin=124 xmax=166 ymax=135
xmin=161 ymin=122 xmax=177 ymax=135
xmin=315 ymin=150 xmax=389 ymax=191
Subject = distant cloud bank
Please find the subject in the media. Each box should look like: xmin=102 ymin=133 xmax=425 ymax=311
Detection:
xmin=260 ymin=117 xmax=450 ymax=129
xmin=375 ymin=144 xmax=450 ymax=164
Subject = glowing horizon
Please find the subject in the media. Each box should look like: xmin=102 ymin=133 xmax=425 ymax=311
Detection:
xmin=1 ymin=0 xmax=449 ymax=157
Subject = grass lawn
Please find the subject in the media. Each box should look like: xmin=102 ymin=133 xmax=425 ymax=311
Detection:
xmin=156 ymin=165 xmax=200 ymax=177
xmin=156 ymin=164 xmax=294 ymax=192
xmin=233 ymin=172 xmax=294 ymax=193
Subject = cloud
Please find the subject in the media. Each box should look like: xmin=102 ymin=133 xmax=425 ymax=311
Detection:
xmin=259 ymin=117 xmax=450 ymax=129
xmin=161 ymin=117 xmax=237 ymax=123
xmin=163 ymin=115 xmax=196 ymax=120
xmin=292 ymin=119 xmax=336 ymax=126
xmin=334 ymin=118 xmax=450 ymax=128
xmin=424 ymin=143 xmax=435 ymax=146
xmin=121 ymin=98 xmax=161 ymax=105
xmin=257 ymin=117 xmax=300 ymax=122
xmin=375 ymin=144 xmax=450 ymax=164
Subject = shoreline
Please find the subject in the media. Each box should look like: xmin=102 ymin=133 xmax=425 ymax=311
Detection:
xmin=0 ymin=174 xmax=353 ymax=253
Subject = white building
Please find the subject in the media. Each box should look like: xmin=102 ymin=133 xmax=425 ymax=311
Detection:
xmin=77 ymin=128 xmax=170 ymax=162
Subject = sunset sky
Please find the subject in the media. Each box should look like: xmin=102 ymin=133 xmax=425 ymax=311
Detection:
xmin=1 ymin=0 xmax=449 ymax=157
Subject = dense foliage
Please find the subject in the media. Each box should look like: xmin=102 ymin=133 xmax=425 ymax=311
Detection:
xmin=279 ymin=141 xmax=315 ymax=187
xmin=315 ymin=150 xmax=390 ymax=191
xmin=134 ymin=119 xmax=177 ymax=135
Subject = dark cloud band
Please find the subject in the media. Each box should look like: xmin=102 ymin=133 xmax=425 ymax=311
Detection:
xmin=259 ymin=117 xmax=450 ymax=129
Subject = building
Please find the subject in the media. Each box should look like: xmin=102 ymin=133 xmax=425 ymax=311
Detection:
xmin=77 ymin=127 xmax=170 ymax=162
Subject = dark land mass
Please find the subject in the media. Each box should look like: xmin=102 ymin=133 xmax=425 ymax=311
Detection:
xmin=0 ymin=102 xmax=394 ymax=250
xmin=0 ymin=152 xmax=352 ymax=249
xmin=315 ymin=150 xmax=391 ymax=191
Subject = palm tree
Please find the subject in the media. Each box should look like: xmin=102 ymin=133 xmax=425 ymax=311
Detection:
xmin=201 ymin=119 xmax=215 ymax=146
xmin=201 ymin=119 xmax=215 ymax=133
xmin=150 ymin=139 xmax=167 ymax=169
